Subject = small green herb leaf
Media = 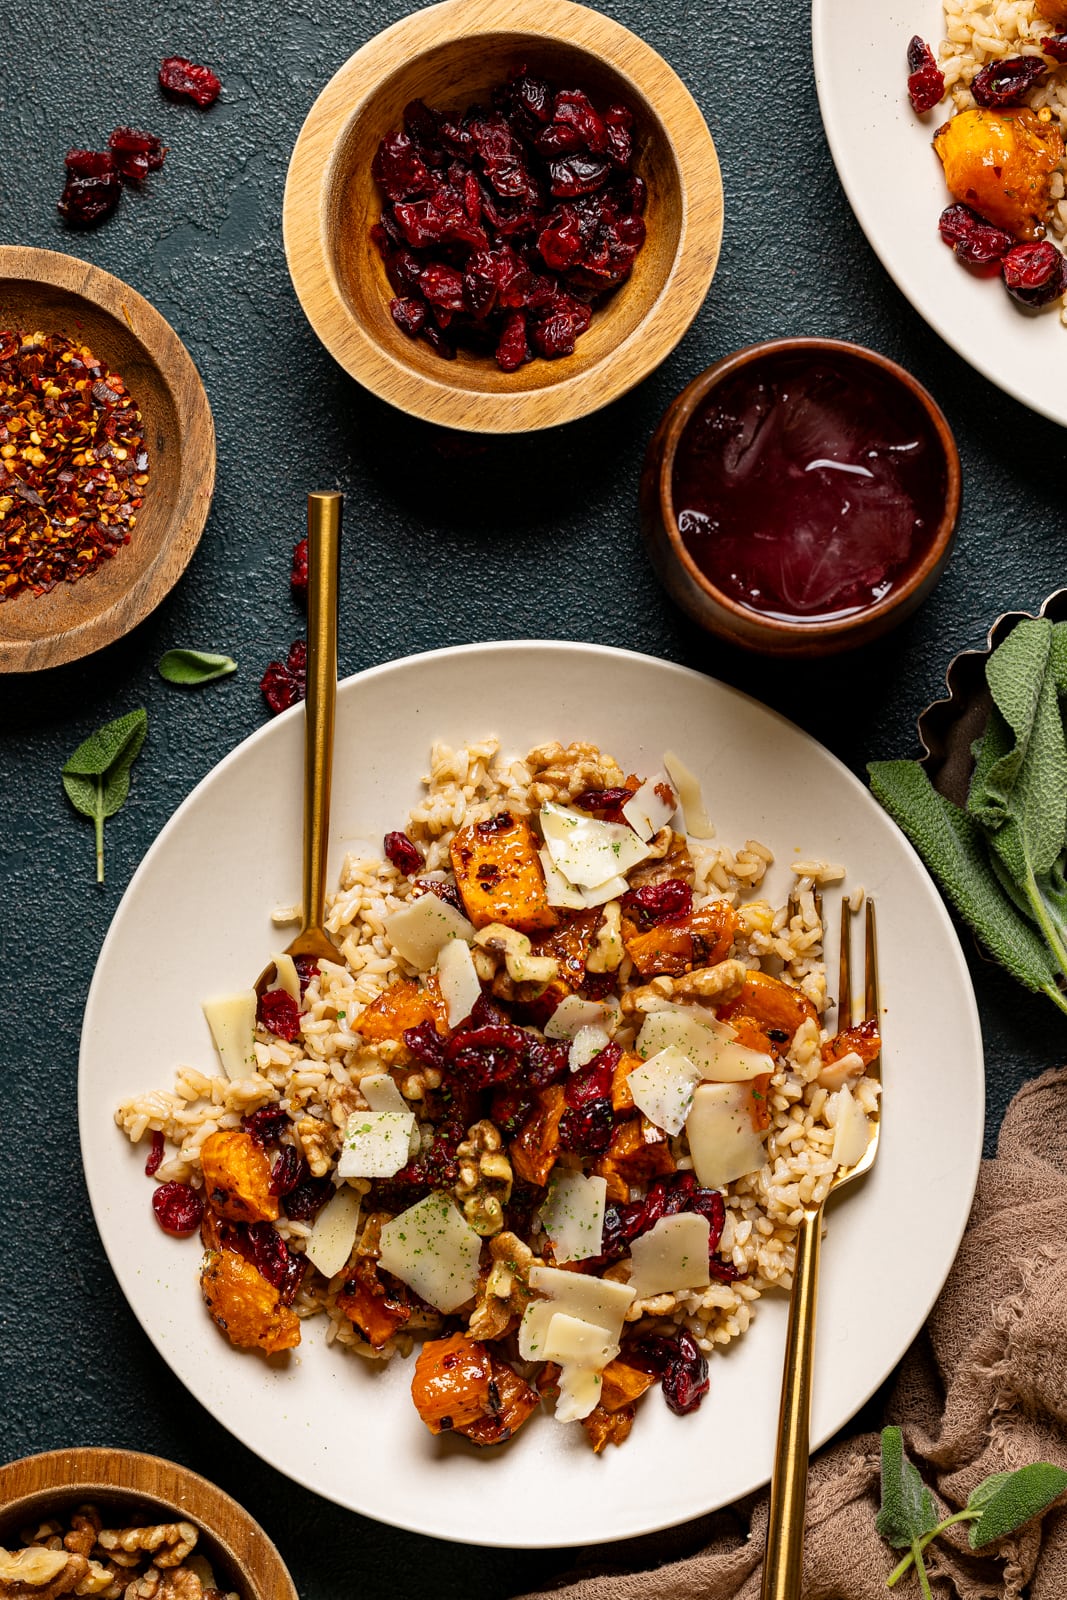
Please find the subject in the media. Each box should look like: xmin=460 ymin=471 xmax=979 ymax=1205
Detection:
xmin=965 ymin=1471 xmax=1015 ymax=1515
xmin=968 ymin=1463 xmax=1067 ymax=1549
xmin=62 ymin=709 xmax=148 ymax=884
xmin=158 ymin=648 xmax=237 ymax=687
xmin=876 ymin=1427 xmax=939 ymax=1550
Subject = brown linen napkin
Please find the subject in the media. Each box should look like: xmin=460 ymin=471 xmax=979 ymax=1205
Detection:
xmin=518 ymin=1068 xmax=1067 ymax=1600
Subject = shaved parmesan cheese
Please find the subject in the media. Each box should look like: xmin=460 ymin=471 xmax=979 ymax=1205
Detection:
xmin=637 ymin=1004 xmax=773 ymax=1083
xmin=386 ymin=893 xmax=474 ymax=969
xmin=202 ymin=991 xmax=257 ymax=1081
xmin=540 ymin=801 xmax=652 ymax=889
xmin=305 ymin=1186 xmax=361 ymax=1280
xmin=518 ymin=1265 xmax=635 ymax=1361
xmin=629 ymin=1213 xmax=711 ymax=1297
xmin=544 ymin=993 xmax=621 ymax=1041
xmin=542 ymin=1311 xmax=617 ymax=1368
xmin=360 ymin=1072 xmax=420 ymax=1156
xmin=378 ymin=1193 xmax=482 ymax=1313
xmin=436 ymin=937 xmax=482 ymax=1027
xmin=539 ymin=849 xmax=629 ymax=910
xmin=337 ymin=1110 xmax=416 ymax=1179
xmin=569 ymin=1024 xmax=611 ymax=1071
xmin=269 ymin=953 xmax=301 ymax=1002
xmin=831 ymin=1084 xmax=870 ymax=1168
xmin=663 ymin=750 xmax=715 ymax=839
xmin=621 ymin=774 xmax=677 ymax=842
xmin=627 ymin=1045 xmax=703 ymax=1135
xmin=539 ymin=1169 xmax=606 ymax=1262
xmin=686 ymin=1082 xmax=767 ymax=1189
xmin=555 ymin=1362 xmax=605 ymax=1423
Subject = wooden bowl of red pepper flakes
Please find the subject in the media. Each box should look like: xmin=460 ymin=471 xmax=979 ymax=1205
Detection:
xmin=0 ymin=247 xmax=215 ymax=672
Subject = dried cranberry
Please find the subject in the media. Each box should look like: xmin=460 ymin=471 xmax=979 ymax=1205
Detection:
xmin=579 ymin=971 xmax=617 ymax=1001
xmin=971 ymin=54 xmax=1047 ymax=108
xmin=418 ymin=1119 xmax=466 ymax=1186
xmin=258 ymin=988 xmax=302 ymax=1042
xmin=384 ymin=830 xmax=424 ymax=875
xmin=241 ymin=1105 xmax=289 ymax=1146
xmin=404 ymin=1019 xmax=448 ymax=1072
xmin=283 ymin=1174 xmax=333 ymax=1221
xmin=1002 ymin=240 xmax=1067 ymax=306
xmin=548 ymin=154 xmax=613 ymax=197
xmin=490 ymin=1084 xmax=538 ymax=1136
xmin=107 ymin=126 xmax=166 ymax=184
xmin=290 ymin=536 xmax=308 ymax=598
xmin=685 ymin=1185 xmax=726 ymax=1252
xmin=620 ymin=879 xmax=693 ymax=929
xmin=159 ymin=55 xmax=222 ymax=108
xmin=571 ymin=785 xmax=636 ymax=822
xmin=558 ymin=1097 xmax=614 ymax=1153
xmin=404 ymin=98 xmax=443 ymax=148
xmin=604 ymin=105 xmax=634 ymax=166
xmin=260 ymin=639 xmax=307 ymax=715
xmin=708 ymin=1259 xmax=742 ymax=1284
xmin=906 ymin=36 xmax=945 ymax=114
xmin=524 ymin=1036 xmax=570 ymax=1089
xmin=938 ymin=202 xmax=1013 ymax=267
xmin=151 ymin=1181 xmax=204 ymax=1236
xmin=447 ymin=1022 xmax=526 ymax=1087
xmin=242 ymin=1221 xmax=305 ymax=1304
xmin=413 ymin=878 xmax=464 ymax=913
xmin=420 ymin=262 xmax=467 ymax=313
xmin=293 ymin=955 xmax=319 ymax=994
xmin=58 ymin=152 xmax=122 ymax=227
xmin=538 ymin=207 xmax=584 ymax=270
xmin=662 ymin=1330 xmax=709 ymax=1415
xmin=269 ymin=1145 xmax=308 ymax=1197
xmin=372 ymin=131 xmax=433 ymax=201
xmin=1042 ymin=34 xmax=1067 ymax=62
xmin=145 ymin=1130 xmax=165 ymax=1177
xmin=495 ymin=310 xmax=529 ymax=372
xmin=506 ymin=70 xmax=553 ymax=128
xmin=565 ymin=1041 xmax=621 ymax=1107
xmin=390 ymin=296 xmax=428 ymax=338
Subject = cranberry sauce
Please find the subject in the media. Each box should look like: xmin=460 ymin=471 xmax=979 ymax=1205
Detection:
xmin=670 ymin=350 xmax=947 ymax=623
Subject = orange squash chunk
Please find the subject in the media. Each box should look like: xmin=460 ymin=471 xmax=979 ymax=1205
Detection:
xmin=1037 ymin=0 xmax=1067 ymax=21
xmin=599 ymin=1358 xmax=655 ymax=1413
xmin=611 ymin=1049 xmax=643 ymax=1114
xmin=200 ymin=1130 xmax=279 ymax=1224
xmin=821 ymin=1018 xmax=881 ymax=1066
xmin=934 ymin=108 xmax=1063 ymax=239
xmin=356 ymin=977 xmax=446 ymax=1042
xmin=450 ymin=812 xmax=557 ymax=935
xmin=749 ymin=1073 xmax=773 ymax=1132
xmin=622 ymin=900 xmax=736 ymax=978
xmin=533 ymin=909 xmax=600 ymax=986
xmin=411 ymin=1333 xmax=493 ymax=1435
xmin=336 ymin=1256 xmax=412 ymax=1349
xmin=458 ymin=1354 xmax=541 ymax=1446
xmin=201 ymin=1248 xmax=300 ymax=1354
xmin=510 ymin=1085 xmax=567 ymax=1187
xmin=594 ymin=1115 xmax=675 ymax=1202
xmin=581 ymin=1401 xmax=637 ymax=1452
xmin=718 ymin=970 xmax=816 ymax=1047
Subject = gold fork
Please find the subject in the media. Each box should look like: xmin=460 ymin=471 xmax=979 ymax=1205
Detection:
xmin=760 ymin=895 xmax=882 ymax=1600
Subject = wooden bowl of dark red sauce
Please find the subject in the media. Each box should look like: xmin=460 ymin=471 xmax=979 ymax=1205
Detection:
xmin=640 ymin=338 xmax=961 ymax=657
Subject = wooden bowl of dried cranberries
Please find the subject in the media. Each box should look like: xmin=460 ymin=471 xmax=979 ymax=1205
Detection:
xmin=283 ymin=0 xmax=723 ymax=433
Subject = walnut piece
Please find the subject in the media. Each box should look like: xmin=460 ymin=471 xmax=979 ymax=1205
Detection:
xmin=468 ymin=1230 xmax=535 ymax=1340
xmin=97 ymin=1526 xmax=197 ymax=1572
xmin=454 ymin=1119 xmax=513 ymax=1237
xmin=524 ymin=742 xmax=625 ymax=804
xmin=0 ymin=1547 xmax=89 ymax=1598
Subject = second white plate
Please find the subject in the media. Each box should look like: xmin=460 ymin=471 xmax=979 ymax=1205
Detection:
xmin=80 ymin=642 xmax=983 ymax=1547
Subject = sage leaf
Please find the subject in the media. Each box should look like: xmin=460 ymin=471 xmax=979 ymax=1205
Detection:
xmin=965 ymin=1472 xmax=1015 ymax=1515
xmin=61 ymin=709 xmax=148 ymax=884
xmin=867 ymin=761 xmax=1061 ymax=996
xmin=158 ymin=648 xmax=237 ymax=687
xmin=876 ymin=1427 xmax=939 ymax=1549
xmin=968 ymin=1463 xmax=1067 ymax=1548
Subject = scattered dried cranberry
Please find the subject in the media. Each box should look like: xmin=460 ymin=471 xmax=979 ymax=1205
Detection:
xmin=1002 ymin=240 xmax=1067 ymax=306
xmin=938 ymin=202 xmax=1013 ymax=267
xmin=524 ymin=1036 xmax=570 ymax=1089
xmin=107 ymin=126 xmax=166 ymax=185
xmin=293 ymin=955 xmax=319 ymax=994
xmin=662 ymin=1330 xmax=709 ymax=1415
xmin=490 ymin=1084 xmax=538 ymax=1136
xmin=260 ymin=639 xmax=307 ymax=715
xmin=558 ymin=1097 xmax=614 ymax=1153
xmin=971 ymin=54 xmax=1047 ymax=108
xmin=565 ymin=1042 xmax=621 ymax=1107
xmin=145 ymin=1130 xmax=165 ymax=1177
xmin=403 ymin=1019 xmax=448 ymax=1072
xmin=242 ymin=1221 xmax=305 ymax=1304
xmin=159 ymin=55 xmax=222 ymax=108
xmin=1042 ymin=34 xmax=1067 ymax=62
xmin=151 ymin=1180 xmax=204 ymax=1236
xmin=385 ymin=830 xmax=424 ymax=875
xmin=257 ymin=988 xmax=302 ymax=1041
xmin=572 ymin=786 xmax=636 ymax=823
xmin=620 ymin=879 xmax=693 ymax=929
xmin=579 ymin=971 xmax=618 ymax=1001
xmin=447 ymin=1022 xmax=526 ymax=1087
xmin=269 ymin=1145 xmax=308 ymax=1197
xmin=282 ymin=1174 xmax=333 ymax=1221
xmin=241 ymin=1105 xmax=289 ymax=1146
xmin=906 ymin=36 xmax=945 ymax=114
xmin=58 ymin=150 xmax=122 ymax=227
xmin=708 ymin=1258 xmax=742 ymax=1284
xmin=291 ymin=536 xmax=308 ymax=598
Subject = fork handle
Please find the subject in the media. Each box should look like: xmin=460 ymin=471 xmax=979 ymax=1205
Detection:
xmin=302 ymin=491 xmax=342 ymax=938
xmin=760 ymin=1204 xmax=824 ymax=1600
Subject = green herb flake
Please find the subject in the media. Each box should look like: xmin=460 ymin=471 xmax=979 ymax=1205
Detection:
xmin=62 ymin=708 xmax=148 ymax=884
xmin=158 ymin=648 xmax=238 ymax=687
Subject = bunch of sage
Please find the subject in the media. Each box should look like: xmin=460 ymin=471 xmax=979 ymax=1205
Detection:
xmin=62 ymin=709 xmax=147 ymax=883
xmin=869 ymin=617 xmax=1067 ymax=1015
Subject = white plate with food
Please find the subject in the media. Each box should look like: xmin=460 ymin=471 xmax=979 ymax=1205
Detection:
xmin=813 ymin=0 xmax=1067 ymax=427
xmin=80 ymin=641 xmax=983 ymax=1548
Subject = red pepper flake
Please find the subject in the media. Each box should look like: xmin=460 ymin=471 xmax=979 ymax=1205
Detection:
xmin=159 ymin=56 xmax=222 ymax=108
xmin=0 ymin=331 xmax=149 ymax=602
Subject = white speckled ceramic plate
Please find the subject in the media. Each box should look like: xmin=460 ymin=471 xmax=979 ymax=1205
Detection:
xmin=813 ymin=0 xmax=1067 ymax=428
xmin=80 ymin=642 xmax=983 ymax=1548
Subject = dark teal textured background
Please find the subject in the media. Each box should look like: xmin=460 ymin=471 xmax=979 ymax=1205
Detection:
xmin=2 ymin=0 xmax=1066 ymax=1592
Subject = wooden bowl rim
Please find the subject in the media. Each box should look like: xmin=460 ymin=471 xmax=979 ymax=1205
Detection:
xmin=0 ymin=1447 xmax=297 ymax=1600
xmin=282 ymin=0 xmax=724 ymax=433
xmin=649 ymin=335 xmax=962 ymax=642
xmin=0 ymin=246 xmax=216 ymax=674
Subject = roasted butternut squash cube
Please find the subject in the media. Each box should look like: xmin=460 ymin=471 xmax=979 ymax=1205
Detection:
xmin=356 ymin=977 xmax=445 ymax=1042
xmin=458 ymin=1354 xmax=541 ymax=1445
xmin=934 ymin=108 xmax=1063 ymax=240
xmin=581 ymin=1400 xmax=637 ymax=1452
xmin=201 ymin=1248 xmax=300 ymax=1353
xmin=509 ymin=1085 xmax=567 ymax=1187
xmin=593 ymin=1115 xmax=675 ymax=1201
xmin=599 ymin=1358 xmax=655 ymax=1412
xmin=200 ymin=1130 xmax=279 ymax=1224
xmin=532 ymin=909 xmax=600 ymax=986
xmin=622 ymin=899 xmax=736 ymax=978
xmin=411 ymin=1333 xmax=493 ymax=1434
xmin=821 ymin=1018 xmax=881 ymax=1067
xmin=450 ymin=812 xmax=557 ymax=935
xmin=336 ymin=1255 xmax=412 ymax=1349
xmin=717 ymin=970 xmax=816 ymax=1046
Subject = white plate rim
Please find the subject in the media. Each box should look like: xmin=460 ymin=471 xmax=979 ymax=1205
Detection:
xmin=79 ymin=639 xmax=985 ymax=1548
